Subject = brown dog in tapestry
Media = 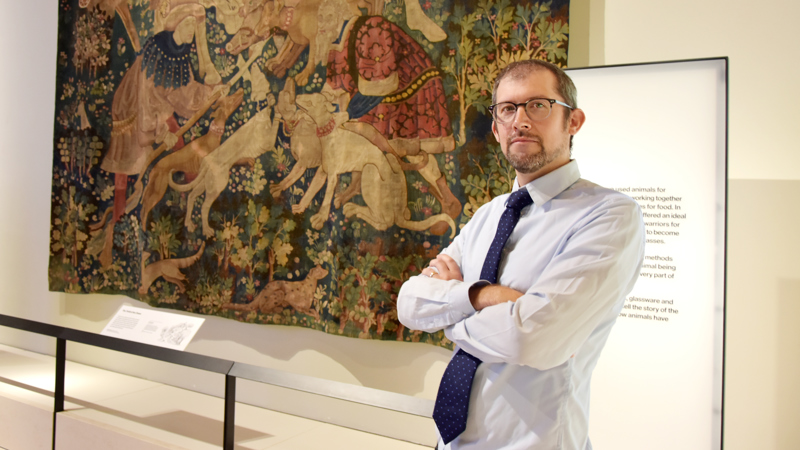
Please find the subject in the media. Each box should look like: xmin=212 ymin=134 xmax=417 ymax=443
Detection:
xmin=222 ymin=265 xmax=328 ymax=318
xmin=139 ymin=243 xmax=205 ymax=295
xmin=139 ymin=88 xmax=245 ymax=227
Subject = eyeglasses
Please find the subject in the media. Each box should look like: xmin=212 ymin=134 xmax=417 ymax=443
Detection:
xmin=488 ymin=98 xmax=574 ymax=124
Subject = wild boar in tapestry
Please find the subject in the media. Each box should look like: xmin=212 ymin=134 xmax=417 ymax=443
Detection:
xmin=49 ymin=0 xmax=570 ymax=346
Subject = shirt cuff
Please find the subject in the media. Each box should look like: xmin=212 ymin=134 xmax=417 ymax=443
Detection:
xmin=447 ymin=280 xmax=485 ymax=320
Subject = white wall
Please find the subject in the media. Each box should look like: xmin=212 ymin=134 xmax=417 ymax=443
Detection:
xmin=1 ymin=0 xmax=798 ymax=448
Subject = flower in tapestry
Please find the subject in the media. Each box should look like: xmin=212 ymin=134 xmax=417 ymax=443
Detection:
xmin=49 ymin=0 xmax=570 ymax=347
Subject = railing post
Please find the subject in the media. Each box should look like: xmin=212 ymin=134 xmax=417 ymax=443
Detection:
xmin=52 ymin=338 xmax=66 ymax=450
xmin=223 ymin=374 xmax=236 ymax=450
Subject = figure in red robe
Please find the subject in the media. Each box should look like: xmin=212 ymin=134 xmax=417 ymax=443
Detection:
xmin=322 ymin=12 xmax=461 ymax=233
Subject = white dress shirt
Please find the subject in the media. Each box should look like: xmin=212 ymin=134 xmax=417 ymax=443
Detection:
xmin=398 ymin=160 xmax=645 ymax=449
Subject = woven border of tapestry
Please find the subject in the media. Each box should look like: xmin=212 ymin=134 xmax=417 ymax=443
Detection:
xmin=49 ymin=0 xmax=569 ymax=347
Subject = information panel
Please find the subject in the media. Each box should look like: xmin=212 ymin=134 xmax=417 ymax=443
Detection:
xmin=101 ymin=305 xmax=205 ymax=351
xmin=566 ymin=59 xmax=726 ymax=450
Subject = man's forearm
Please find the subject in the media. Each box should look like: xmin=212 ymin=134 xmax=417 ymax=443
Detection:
xmin=468 ymin=284 xmax=525 ymax=311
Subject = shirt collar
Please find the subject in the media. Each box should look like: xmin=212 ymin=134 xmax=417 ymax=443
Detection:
xmin=512 ymin=160 xmax=581 ymax=205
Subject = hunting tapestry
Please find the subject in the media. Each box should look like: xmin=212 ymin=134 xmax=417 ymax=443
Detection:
xmin=49 ymin=0 xmax=570 ymax=347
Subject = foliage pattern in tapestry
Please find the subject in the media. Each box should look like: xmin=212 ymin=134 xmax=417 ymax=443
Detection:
xmin=49 ymin=0 xmax=570 ymax=347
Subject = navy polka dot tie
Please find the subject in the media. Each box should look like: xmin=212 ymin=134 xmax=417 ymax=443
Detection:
xmin=432 ymin=189 xmax=533 ymax=444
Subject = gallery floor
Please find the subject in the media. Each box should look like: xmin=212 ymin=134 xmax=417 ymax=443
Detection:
xmin=0 ymin=344 xmax=430 ymax=449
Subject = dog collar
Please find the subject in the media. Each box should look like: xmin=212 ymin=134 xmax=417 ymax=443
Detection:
xmin=316 ymin=118 xmax=336 ymax=137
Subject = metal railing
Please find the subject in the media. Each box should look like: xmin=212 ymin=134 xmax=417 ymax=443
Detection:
xmin=0 ymin=314 xmax=433 ymax=449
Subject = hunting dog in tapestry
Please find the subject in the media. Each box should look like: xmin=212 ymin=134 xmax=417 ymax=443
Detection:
xmin=139 ymin=243 xmax=206 ymax=295
xmin=140 ymin=88 xmax=245 ymax=227
xmin=222 ymin=265 xmax=329 ymax=318
xmin=290 ymin=92 xmax=456 ymax=237
xmin=168 ymin=96 xmax=281 ymax=237
xmin=268 ymin=79 xmax=428 ymax=209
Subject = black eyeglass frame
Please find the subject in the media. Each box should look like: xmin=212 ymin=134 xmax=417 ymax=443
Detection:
xmin=488 ymin=98 xmax=574 ymax=124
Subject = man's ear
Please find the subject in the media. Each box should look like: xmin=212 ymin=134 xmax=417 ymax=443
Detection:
xmin=568 ymin=108 xmax=586 ymax=136
xmin=491 ymin=120 xmax=499 ymax=141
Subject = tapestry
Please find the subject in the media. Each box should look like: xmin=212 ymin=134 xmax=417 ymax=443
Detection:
xmin=49 ymin=0 xmax=569 ymax=347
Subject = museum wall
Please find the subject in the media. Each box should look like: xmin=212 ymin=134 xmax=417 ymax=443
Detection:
xmin=0 ymin=0 xmax=798 ymax=448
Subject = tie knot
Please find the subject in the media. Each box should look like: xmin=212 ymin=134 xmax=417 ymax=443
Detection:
xmin=506 ymin=189 xmax=533 ymax=213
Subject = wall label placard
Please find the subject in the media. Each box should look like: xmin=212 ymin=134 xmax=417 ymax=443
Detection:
xmin=101 ymin=305 xmax=205 ymax=351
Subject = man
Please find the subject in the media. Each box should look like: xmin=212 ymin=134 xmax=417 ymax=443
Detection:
xmin=397 ymin=59 xmax=645 ymax=449
xmin=94 ymin=11 xmax=219 ymax=267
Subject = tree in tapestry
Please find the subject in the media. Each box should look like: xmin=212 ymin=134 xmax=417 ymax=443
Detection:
xmin=50 ymin=0 xmax=570 ymax=347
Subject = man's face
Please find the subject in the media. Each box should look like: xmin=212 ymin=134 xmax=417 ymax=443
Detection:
xmin=491 ymin=69 xmax=585 ymax=185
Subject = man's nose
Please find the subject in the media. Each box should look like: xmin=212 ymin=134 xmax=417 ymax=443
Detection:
xmin=512 ymin=106 xmax=532 ymax=129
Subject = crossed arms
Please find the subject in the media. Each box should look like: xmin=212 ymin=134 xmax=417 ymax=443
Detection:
xmin=427 ymin=253 xmax=525 ymax=311
xmin=397 ymin=197 xmax=645 ymax=370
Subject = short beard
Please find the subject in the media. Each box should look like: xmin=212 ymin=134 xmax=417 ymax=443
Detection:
xmin=504 ymin=120 xmax=570 ymax=175
xmin=505 ymin=146 xmax=548 ymax=175
xmin=504 ymin=136 xmax=566 ymax=176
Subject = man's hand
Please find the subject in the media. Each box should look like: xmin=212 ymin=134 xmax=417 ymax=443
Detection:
xmin=422 ymin=254 xmax=463 ymax=282
xmin=420 ymin=254 xmax=525 ymax=311
xmin=469 ymin=284 xmax=525 ymax=311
